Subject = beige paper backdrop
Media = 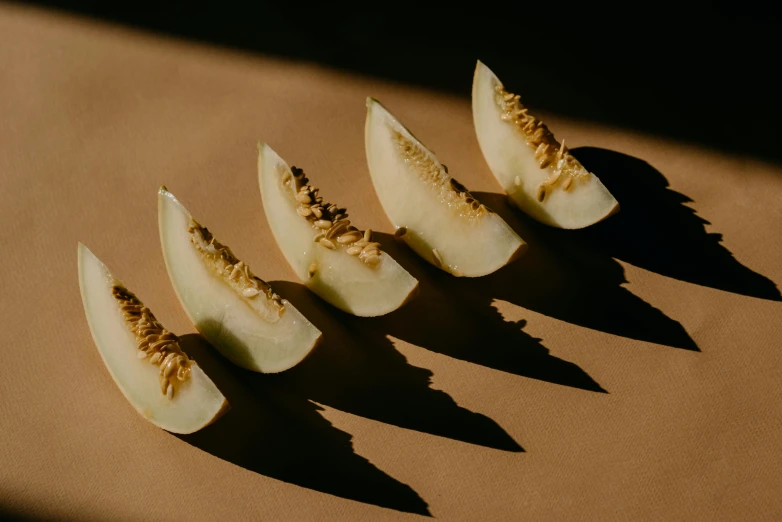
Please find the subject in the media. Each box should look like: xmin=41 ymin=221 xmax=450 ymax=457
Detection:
xmin=2 ymin=4 xmax=781 ymax=521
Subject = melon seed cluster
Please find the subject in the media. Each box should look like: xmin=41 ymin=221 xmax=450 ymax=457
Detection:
xmin=289 ymin=165 xmax=382 ymax=268
xmin=188 ymin=219 xmax=285 ymax=318
xmin=393 ymin=131 xmax=489 ymax=219
xmin=111 ymin=285 xmax=191 ymax=399
xmin=494 ymin=84 xmax=589 ymax=202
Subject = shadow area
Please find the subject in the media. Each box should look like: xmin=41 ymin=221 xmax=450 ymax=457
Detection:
xmin=176 ymin=334 xmax=431 ymax=517
xmin=266 ymin=283 xmax=523 ymax=453
xmin=571 ymin=147 xmax=781 ymax=302
xmin=467 ymin=192 xmax=699 ymax=351
xmin=0 ymin=505 xmax=57 ymax=521
xmin=368 ymin=233 xmax=608 ymax=392
xmin=17 ymin=2 xmax=782 ymax=163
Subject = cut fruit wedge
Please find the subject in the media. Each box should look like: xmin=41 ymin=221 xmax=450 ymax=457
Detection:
xmin=158 ymin=187 xmax=322 ymax=373
xmin=472 ymin=60 xmax=619 ymax=229
xmin=258 ymin=143 xmax=419 ymax=317
xmin=365 ymin=98 xmax=527 ymax=277
xmin=77 ymin=243 xmax=228 ymax=434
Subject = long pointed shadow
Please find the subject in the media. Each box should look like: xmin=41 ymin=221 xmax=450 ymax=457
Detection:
xmin=368 ymin=233 xmax=607 ymax=392
xmin=176 ymin=334 xmax=431 ymax=516
xmin=462 ymin=192 xmax=699 ymax=351
xmin=571 ymin=147 xmax=781 ymax=301
xmin=267 ymin=282 xmax=523 ymax=453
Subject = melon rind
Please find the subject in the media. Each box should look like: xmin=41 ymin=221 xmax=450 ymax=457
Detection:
xmin=78 ymin=243 xmax=228 ymax=434
xmin=158 ymin=188 xmax=323 ymax=373
xmin=365 ymin=97 xmax=527 ymax=277
xmin=258 ymin=143 xmax=419 ymax=317
xmin=472 ymin=60 xmax=619 ymax=229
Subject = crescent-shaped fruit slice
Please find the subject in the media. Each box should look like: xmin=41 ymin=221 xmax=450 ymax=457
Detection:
xmin=472 ymin=60 xmax=619 ymax=229
xmin=364 ymin=98 xmax=527 ymax=277
xmin=77 ymin=243 xmax=228 ymax=434
xmin=258 ymin=143 xmax=419 ymax=317
xmin=158 ymin=187 xmax=322 ymax=373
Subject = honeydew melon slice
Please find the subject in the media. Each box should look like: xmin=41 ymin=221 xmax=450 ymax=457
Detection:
xmin=77 ymin=243 xmax=228 ymax=434
xmin=158 ymin=187 xmax=322 ymax=373
xmin=472 ymin=60 xmax=619 ymax=229
xmin=258 ymin=143 xmax=419 ymax=317
xmin=365 ymin=98 xmax=527 ymax=277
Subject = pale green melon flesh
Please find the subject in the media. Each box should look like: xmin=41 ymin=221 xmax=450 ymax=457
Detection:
xmin=257 ymin=143 xmax=419 ymax=317
xmin=77 ymin=243 xmax=228 ymax=434
xmin=365 ymin=98 xmax=526 ymax=277
xmin=472 ymin=60 xmax=619 ymax=229
xmin=158 ymin=188 xmax=322 ymax=373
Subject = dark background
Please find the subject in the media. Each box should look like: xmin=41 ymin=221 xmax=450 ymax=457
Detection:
xmin=14 ymin=0 xmax=781 ymax=163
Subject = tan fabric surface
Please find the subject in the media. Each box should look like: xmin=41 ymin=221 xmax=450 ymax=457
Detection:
xmin=2 ymin=4 xmax=781 ymax=521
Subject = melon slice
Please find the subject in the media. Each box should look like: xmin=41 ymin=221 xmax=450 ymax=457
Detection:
xmin=258 ymin=143 xmax=419 ymax=317
xmin=472 ymin=60 xmax=619 ymax=229
xmin=77 ymin=243 xmax=228 ymax=434
xmin=364 ymin=98 xmax=527 ymax=277
xmin=158 ymin=187 xmax=322 ymax=373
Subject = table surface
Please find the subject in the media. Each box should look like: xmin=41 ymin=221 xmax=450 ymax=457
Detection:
xmin=2 ymin=4 xmax=781 ymax=521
